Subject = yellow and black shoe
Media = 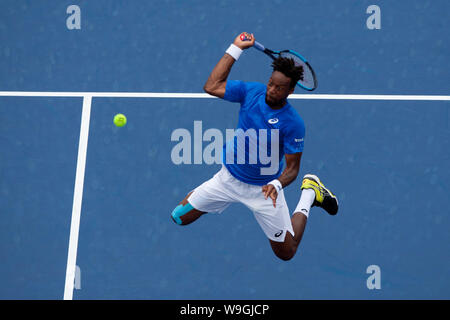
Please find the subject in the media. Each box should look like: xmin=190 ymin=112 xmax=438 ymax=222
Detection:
xmin=301 ymin=174 xmax=339 ymax=215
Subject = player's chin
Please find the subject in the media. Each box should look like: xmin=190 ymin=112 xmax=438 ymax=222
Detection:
xmin=266 ymin=96 xmax=281 ymax=107
xmin=265 ymin=95 xmax=276 ymax=105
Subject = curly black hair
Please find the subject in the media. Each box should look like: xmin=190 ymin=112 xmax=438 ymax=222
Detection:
xmin=271 ymin=57 xmax=304 ymax=89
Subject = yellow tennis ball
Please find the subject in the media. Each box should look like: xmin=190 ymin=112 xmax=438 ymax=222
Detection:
xmin=113 ymin=113 xmax=127 ymax=127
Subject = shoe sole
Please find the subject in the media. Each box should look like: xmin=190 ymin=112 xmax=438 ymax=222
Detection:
xmin=303 ymin=174 xmax=339 ymax=206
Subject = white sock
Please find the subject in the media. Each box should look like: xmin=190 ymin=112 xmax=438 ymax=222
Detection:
xmin=294 ymin=189 xmax=316 ymax=218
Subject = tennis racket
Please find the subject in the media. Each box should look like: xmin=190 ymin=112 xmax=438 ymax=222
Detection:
xmin=251 ymin=39 xmax=318 ymax=91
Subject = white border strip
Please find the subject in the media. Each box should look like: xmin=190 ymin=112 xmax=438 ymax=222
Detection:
xmin=0 ymin=91 xmax=449 ymax=100
xmin=63 ymin=95 xmax=92 ymax=300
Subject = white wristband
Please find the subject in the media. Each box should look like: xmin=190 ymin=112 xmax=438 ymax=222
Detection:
xmin=268 ymin=179 xmax=282 ymax=193
xmin=225 ymin=44 xmax=243 ymax=61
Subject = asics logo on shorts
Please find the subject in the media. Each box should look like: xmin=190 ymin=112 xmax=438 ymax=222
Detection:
xmin=274 ymin=230 xmax=283 ymax=237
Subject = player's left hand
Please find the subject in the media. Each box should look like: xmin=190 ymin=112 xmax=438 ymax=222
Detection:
xmin=262 ymin=184 xmax=278 ymax=208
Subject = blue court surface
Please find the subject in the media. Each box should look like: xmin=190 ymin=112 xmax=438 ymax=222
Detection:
xmin=0 ymin=1 xmax=449 ymax=300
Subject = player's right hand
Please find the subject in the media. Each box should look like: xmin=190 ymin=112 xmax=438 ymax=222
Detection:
xmin=262 ymin=184 xmax=278 ymax=208
xmin=233 ymin=32 xmax=255 ymax=50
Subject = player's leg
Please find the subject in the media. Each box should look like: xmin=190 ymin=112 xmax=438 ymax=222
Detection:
xmin=171 ymin=166 xmax=234 ymax=226
xmin=269 ymin=213 xmax=307 ymax=261
xmin=247 ymin=188 xmax=300 ymax=261
xmin=269 ymin=174 xmax=339 ymax=261
xmin=171 ymin=191 xmax=207 ymax=225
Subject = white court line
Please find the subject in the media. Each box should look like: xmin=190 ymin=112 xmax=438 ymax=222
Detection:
xmin=2 ymin=90 xmax=448 ymax=300
xmin=63 ymin=95 xmax=92 ymax=300
xmin=0 ymin=91 xmax=449 ymax=100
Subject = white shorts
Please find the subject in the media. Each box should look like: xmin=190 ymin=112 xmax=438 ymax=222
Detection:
xmin=188 ymin=165 xmax=294 ymax=242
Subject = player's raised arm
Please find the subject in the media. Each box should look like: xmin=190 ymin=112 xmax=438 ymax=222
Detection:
xmin=203 ymin=32 xmax=255 ymax=98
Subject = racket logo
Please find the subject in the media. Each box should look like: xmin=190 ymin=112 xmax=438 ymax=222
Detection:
xmin=268 ymin=118 xmax=279 ymax=124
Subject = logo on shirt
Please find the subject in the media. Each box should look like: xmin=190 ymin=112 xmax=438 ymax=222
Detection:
xmin=295 ymin=138 xmax=304 ymax=142
xmin=268 ymin=118 xmax=279 ymax=124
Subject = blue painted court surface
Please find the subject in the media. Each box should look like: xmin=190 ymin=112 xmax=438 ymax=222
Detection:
xmin=0 ymin=1 xmax=449 ymax=299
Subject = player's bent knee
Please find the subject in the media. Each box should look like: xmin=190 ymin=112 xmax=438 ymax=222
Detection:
xmin=171 ymin=202 xmax=194 ymax=225
xmin=272 ymin=244 xmax=296 ymax=261
xmin=276 ymin=251 xmax=295 ymax=261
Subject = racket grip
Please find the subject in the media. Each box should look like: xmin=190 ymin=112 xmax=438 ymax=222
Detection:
xmin=253 ymin=41 xmax=265 ymax=52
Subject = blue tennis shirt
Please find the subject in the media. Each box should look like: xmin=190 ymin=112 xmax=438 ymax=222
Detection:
xmin=222 ymin=80 xmax=305 ymax=186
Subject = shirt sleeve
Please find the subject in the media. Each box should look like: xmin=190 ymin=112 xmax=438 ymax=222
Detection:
xmin=223 ymin=80 xmax=247 ymax=103
xmin=283 ymin=121 xmax=305 ymax=154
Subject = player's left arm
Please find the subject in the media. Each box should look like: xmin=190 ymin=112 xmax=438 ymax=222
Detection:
xmin=262 ymin=152 xmax=302 ymax=207
xmin=279 ymin=152 xmax=302 ymax=187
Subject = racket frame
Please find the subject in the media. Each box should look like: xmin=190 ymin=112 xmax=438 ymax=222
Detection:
xmin=253 ymin=41 xmax=318 ymax=91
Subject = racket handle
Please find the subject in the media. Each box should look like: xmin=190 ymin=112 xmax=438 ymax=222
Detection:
xmin=253 ymin=41 xmax=265 ymax=52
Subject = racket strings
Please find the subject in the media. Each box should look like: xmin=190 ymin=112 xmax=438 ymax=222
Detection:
xmin=279 ymin=52 xmax=316 ymax=90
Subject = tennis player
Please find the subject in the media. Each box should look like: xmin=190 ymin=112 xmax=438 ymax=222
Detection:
xmin=171 ymin=32 xmax=338 ymax=261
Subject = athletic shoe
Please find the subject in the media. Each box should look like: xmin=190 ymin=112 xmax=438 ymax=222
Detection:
xmin=301 ymin=174 xmax=338 ymax=215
